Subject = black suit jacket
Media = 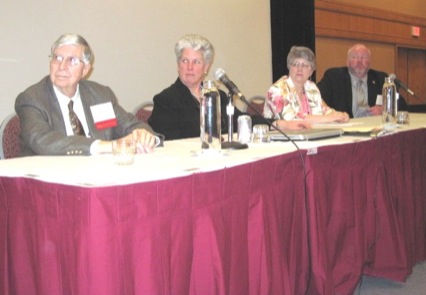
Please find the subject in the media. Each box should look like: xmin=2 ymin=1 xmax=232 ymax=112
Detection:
xmin=149 ymin=78 xmax=253 ymax=140
xmin=317 ymin=67 xmax=406 ymax=118
xmin=15 ymin=76 xmax=155 ymax=156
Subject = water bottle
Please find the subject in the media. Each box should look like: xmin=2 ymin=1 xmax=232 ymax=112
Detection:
xmin=382 ymin=76 xmax=397 ymax=124
xmin=200 ymin=80 xmax=221 ymax=152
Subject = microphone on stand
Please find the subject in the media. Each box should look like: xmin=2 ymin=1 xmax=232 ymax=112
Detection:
xmin=215 ymin=68 xmax=248 ymax=103
xmin=214 ymin=68 xmax=308 ymax=205
xmin=389 ymin=73 xmax=422 ymax=102
xmin=214 ymin=68 xmax=248 ymax=150
xmin=214 ymin=68 xmax=295 ymax=143
xmin=214 ymin=68 xmax=308 ymax=204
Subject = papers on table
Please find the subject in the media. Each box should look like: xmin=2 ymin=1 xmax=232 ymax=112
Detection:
xmin=313 ymin=121 xmax=380 ymax=136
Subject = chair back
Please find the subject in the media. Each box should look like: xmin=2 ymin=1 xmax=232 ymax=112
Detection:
xmin=133 ymin=102 xmax=154 ymax=123
xmin=247 ymin=96 xmax=266 ymax=116
xmin=0 ymin=113 xmax=21 ymax=159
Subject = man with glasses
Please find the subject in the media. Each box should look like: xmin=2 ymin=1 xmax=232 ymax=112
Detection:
xmin=317 ymin=43 xmax=407 ymax=118
xmin=15 ymin=34 xmax=162 ymax=156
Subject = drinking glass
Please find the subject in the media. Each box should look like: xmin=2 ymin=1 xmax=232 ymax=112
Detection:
xmin=252 ymin=124 xmax=270 ymax=143
xmin=112 ymin=138 xmax=136 ymax=165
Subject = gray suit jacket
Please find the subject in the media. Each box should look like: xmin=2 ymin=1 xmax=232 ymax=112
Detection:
xmin=15 ymin=76 xmax=154 ymax=156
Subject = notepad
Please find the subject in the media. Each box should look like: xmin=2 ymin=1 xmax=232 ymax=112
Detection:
xmin=342 ymin=126 xmax=383 ymax=136
xmin=270 ymin=128 xmax=343 ymax=141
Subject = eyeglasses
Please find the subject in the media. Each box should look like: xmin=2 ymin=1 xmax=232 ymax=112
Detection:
xmin=49 ymin=54 xmax=86 ymax=67
xmin=291 ymin=62 xmax=311 ymax=69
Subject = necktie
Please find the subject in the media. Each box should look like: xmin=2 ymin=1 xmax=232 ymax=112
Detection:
xmin=68 ymin=100 xmax=85 ymax=136
xmin=356 ymin=80 xmax=367 ymax=107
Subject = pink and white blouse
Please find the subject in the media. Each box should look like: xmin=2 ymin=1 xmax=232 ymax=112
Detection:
xmin=263 ymin=76 xmax=333 ymax=120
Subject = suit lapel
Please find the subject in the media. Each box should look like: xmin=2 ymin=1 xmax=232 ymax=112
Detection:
xmin=46 ymin=77 xmax=68 ymax=134
xmin=367 ymin=72 xmax=379 ymax=106
xmin=343 ymin=69 xmax=354 ymax=115
xmin=79 ymin=82 xmax=108 ymax=139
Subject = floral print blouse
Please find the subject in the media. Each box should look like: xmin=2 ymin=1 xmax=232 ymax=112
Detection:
xmin=263 ymin=76 xmax=333 ymax=120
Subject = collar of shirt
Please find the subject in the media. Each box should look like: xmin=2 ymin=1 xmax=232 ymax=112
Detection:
xmin=53 ymin=84 xmax=89 ymax=137
xmin=349 ymin=73 xmax=367 ymax=88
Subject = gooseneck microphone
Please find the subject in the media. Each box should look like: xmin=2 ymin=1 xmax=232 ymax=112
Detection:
xmin=214 ymin=67 xmax=301 ymax=144
xmin=215 ymin=68 xmax=308 ymax=220
xmin=389 ymin=73 xmax=415 ymax=96
xmin=214 ymin=68 xmax=247 ymax=102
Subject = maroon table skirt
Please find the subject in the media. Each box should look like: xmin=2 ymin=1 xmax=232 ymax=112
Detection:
xmin=1 ymin=152 xmax=309 ymax=295
xmin=1 ymin=129 xmax=425 ymax=295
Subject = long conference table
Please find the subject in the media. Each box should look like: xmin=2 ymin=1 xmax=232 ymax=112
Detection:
xmin=1 ymin=114 xmax=425 ymax=295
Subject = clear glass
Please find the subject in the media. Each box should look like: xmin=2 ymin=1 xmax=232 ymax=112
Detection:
xmin=200 ymin=80 xmax=222 ymax=152
xmin=396 ymin=111 xmax=410 ymax=125
xmin=382 ymin=77 xmax=397 ymax=124
xmin=112 ymin=138 xmax=135 ymax=165
xmin=252 ymin=124 xmax=270 ymax=143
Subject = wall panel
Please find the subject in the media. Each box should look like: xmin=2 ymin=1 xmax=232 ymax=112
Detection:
xmin=315 ymin=0 xmax=426 ymax=103
xmin=315 ymin=0 xmax=426 ymax=48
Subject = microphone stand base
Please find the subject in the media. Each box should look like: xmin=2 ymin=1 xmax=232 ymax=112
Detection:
xmin=221 ymin=141 xmax=248 ymax=150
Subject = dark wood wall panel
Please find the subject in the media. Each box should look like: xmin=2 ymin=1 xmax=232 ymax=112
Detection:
xmin=315 ymin=0 xmax=426 ymax=104
xmin=315 ymin=0 xmax=426 ymax=48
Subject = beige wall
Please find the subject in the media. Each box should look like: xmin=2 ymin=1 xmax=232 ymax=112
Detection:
xmin=1 ymin=1 xmax=424 ymax=122
xmin=0 ymin=0 xmax=271 ymax=121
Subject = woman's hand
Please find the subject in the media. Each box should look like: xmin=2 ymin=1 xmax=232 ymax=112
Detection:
xmin=273 ymin=119 xmax=311 ymax=130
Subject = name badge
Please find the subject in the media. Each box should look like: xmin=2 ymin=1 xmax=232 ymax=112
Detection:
xmin=90 ymin=102 xmax=118 ymax=130
xmin=376 ymin=93 xmax=399 ymax=106
xmin=376 ymin=95 xmax=383 ymax=105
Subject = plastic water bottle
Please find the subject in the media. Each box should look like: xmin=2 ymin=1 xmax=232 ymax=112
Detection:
xmin=200 ymin=80 xmax=221 ymax=152
xmin=382 ymin=76 xmax=397 ymax=124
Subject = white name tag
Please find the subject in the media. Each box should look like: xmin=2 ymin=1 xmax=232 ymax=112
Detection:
xmin=90 ymin=102 xmax=118 ymax=130
xmin=376 ymin=95 xmax=383 ymax=105
xmin=376 ymin=93 xmax=399 ymax=106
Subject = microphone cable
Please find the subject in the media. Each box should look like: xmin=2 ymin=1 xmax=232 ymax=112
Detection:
xmin=239 ymin=94 xmax=312 ymax=286
xmin=214 ymin=68 xmax=309 ymax=244
xmin=237 ymin=94 xmax=308 ymax=198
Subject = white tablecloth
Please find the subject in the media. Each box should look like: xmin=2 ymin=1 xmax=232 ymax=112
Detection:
xmin=0 ymin=114 xmax=424 ymax=187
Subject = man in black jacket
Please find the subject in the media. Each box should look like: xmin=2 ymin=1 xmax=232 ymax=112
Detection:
xmin=317 ymin=44 xmax=406 ymax=118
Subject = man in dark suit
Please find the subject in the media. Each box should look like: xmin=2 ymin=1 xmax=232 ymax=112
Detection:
xmin=317 ymin=44 xmax=406 ymax=118
xmin=15 ymin=34 xmax=161 ymax=156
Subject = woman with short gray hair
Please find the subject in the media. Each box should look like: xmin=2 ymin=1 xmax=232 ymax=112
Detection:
xmin=174 ymin=34 xmax=214 ymax=65
xmin=264 ymin=45 xmax=349 ymax=126
xmin=287 ymin=46 xmax=316 ymax=72
xmin=149 ymin=34 xmax=240 ymax=140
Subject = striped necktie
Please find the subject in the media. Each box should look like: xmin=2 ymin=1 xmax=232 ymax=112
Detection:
xmin=68 ymin=100 xmax=85 ymax=136
xmin=356 ymin=80 xmax=367 ymax=107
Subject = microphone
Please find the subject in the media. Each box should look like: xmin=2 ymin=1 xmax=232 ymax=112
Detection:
xmin=214 ymin=68 xmax=295 ymax=143
xmin=214 ymin=68 xmax=247 ymax=102
xmin=389 ymin=73 xmax=414 ymax=96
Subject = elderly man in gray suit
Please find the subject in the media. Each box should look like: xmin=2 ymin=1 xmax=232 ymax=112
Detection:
xmin=15 ymin=34 xmax=161 ymax=156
